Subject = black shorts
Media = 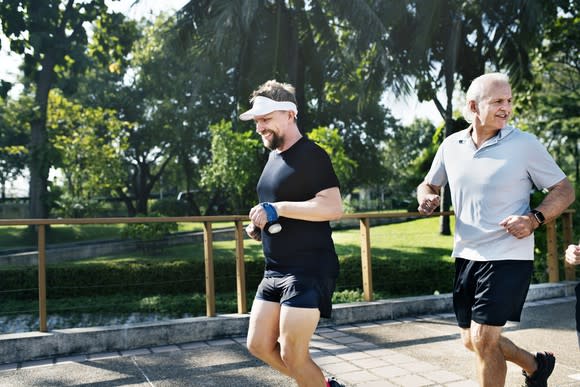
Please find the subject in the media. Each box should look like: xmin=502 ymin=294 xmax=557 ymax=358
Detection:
xmin=254 ymin=275 xmax=336 ymax=318
xmin=453 ymin=258 xmax=533 ymax=328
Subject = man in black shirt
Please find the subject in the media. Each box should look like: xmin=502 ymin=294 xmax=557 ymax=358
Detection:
xmin=241 ymin=80 xmax=344 ymax=387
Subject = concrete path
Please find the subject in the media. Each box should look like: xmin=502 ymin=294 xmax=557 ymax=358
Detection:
xmin=0 ymin=296 xmax=578 ymax=387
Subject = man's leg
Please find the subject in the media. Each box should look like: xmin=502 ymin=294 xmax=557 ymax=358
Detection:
xmin=246 ymin=299 xmax=292 ymax=377
xmin=499 ymin=334 xmax=538 ymax=375
xmin=469 ymin=323 xmax=506 ymax=387
xmin=461 ymin=323 xmax=538 ymax=386
xmin=279 ymin=305 xmax=326 ymax=387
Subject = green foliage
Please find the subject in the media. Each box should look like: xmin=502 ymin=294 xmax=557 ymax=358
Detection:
xmin=113 ymin=14 xmax=236 ymax=216
xmin=381 ymin=118 xmax=438 ymax=205
xmin=122 ymin=219 xmax=178 ymax=241
xmin=201 ymin=120 xmax=263 ymax=213
xmin=0 ymin=96 xmax=32 ymax=190
xmin=514 ymin=7 xmax=579 ymax=183
xmin=47 ymin=90 xmax=130 ymax=215
xmin=121 ymin=214 xmax=178 ymax=255
xmin=122 ymin=221 xmax=178 ymax=242
xmin=0 ymin=0 xmax=128 ymax=218
xmin=308 ymin=127 xmax=357 ymax=189
xmin=1 ymin=0 xmax=574 ymax=220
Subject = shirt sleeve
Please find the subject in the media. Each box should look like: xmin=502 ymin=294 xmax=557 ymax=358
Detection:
xmin=526 ymin=135 xmax=567 ymax=190
xmin=309 ymin=145 xmax=340 ymax=193
xmin=425 ymin=143 xmax=448 ymax=187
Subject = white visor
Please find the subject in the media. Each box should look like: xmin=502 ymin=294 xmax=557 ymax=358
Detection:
xmin=239 ymin=96 xmax=298 ymax=121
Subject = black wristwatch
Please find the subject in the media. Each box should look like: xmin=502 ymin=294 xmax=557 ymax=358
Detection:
xmin=530 ymin=209 xmax=545 ymax=225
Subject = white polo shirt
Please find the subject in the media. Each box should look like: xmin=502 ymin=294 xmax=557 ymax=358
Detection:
xmin=425 ymin=125 xmax=566 ymax=261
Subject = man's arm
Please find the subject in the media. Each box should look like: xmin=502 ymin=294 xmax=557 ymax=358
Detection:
xmin=533 ymin=177 xmax=575 ymax=224
xmin=417 ymin=181 xmax=442 ymax=215
xmin=249 ymin=187 xmax=343 ymax=229
xmin=500 ymin=177 xmax=575 ymax=238
xmin=274 ymin=186 xmax=343 ymax=222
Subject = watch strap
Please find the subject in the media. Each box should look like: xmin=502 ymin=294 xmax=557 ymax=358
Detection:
xmin=261 ymin=202 xmax=278 ymax=223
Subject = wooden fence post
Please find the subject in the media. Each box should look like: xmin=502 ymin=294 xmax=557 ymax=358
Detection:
xmin=38 ymin=225 xmax=47 ymax=332
xmin=360 ymin=217 xmax=373 ymax=301
xmin=562 ymin=212 xmax=575 ymax=281
xmin=203 ymin=221 xmax=216 ymax=317
xmin=234 ymin=220 xmax=247 ymax=314
xmin=546 ymin=220 xmax=558 ymax=282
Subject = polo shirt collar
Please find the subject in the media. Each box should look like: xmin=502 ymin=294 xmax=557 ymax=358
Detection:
xmin=463 ymin=125 xmax=516 ymax=146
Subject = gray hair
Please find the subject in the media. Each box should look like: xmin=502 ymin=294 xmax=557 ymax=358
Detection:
xmin=462 ymin=73 xmax=510 ymax=123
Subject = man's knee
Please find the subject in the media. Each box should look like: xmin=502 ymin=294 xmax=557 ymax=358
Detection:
xmin=279 ymin=341 xmax=308 ymax=371
xmin=247 ymin=336 xmax=274 ymax=359
xmin=470 ymin=323 xmax=501 ymax=354
xmin=460 ymin=329 xmax=474 ymax=351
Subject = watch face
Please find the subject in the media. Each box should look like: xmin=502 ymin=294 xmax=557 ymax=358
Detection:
xmin=533 ymin=210 xmax=545 ymax=224
xmin=267 ymin=223 xmax=282 ymax=234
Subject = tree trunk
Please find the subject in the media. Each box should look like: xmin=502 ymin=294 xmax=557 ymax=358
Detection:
xmin=116 ymin=188 xmax=136 ymax=216
xmin=439 ymin=90 xmax=454 ymax=236
xmin=29 ymin=54 xmax=56 ymax=219
xmin=438 ymin=14 xmax=462 ymax=236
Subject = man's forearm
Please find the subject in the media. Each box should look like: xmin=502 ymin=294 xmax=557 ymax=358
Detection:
xmin=417 ymin=182 xmax=440 ymax=203
xmin=275 ymin=187 xmax=343 ymax=222
xmin=536 ymin=178 xmax=575 ymax=223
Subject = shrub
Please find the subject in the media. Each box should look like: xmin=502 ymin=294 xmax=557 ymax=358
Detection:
xmin=121 ymin=213 xmax=178 ymax=254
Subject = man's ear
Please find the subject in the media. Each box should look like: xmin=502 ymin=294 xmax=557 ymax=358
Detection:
xmin=469 ymin=100 xmax=478 ymax=113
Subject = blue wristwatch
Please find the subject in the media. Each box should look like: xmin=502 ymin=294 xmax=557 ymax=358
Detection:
xmin=261 ymin=202 xmax=282 ymax=234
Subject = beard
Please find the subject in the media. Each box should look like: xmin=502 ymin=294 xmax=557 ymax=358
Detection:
xmin=263 ymin=131 xmax=282 ymax=150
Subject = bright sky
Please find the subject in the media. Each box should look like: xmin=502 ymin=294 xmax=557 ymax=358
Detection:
xmin=105 ymin=0 xmax=189 ymax=20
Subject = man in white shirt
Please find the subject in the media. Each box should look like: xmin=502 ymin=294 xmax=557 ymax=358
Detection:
xmin=417 ymin=72 xmax=575 ymax=387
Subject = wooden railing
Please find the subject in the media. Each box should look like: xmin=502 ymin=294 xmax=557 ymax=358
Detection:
xmin=0 ymin=210 xmax=575 ymax=332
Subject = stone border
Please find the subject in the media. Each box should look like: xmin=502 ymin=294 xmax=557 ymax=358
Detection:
xmin=0 ymin=281 xmax=576 ymax=365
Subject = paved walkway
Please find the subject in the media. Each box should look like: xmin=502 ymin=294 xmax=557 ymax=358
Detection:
xmin=0 ymin=296 xmax=578 ymax=386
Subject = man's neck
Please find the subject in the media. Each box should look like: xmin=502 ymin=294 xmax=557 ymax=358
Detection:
xmin=276 ymin=125 xmax=302 ymax=152
xmin=470 ymin=124 xmax=501 ymax=149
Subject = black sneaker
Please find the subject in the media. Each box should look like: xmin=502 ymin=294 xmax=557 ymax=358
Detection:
xmin=522 ymin=351 xmax=556 ymax=387
xmin=327 ymin=376 xmax=346 ymax=387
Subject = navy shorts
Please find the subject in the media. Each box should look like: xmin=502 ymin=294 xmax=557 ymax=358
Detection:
xmin=453 ymin=258 xmax=533 ymax=328
xmin=254 ymin=275 xmax=336 ymax=318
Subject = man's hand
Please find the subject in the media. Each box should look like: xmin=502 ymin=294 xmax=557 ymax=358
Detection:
xmin=249 ymin=203 xmax=269 ymax=229
xmin=245 ymin=223 xmax=262 ymax=242
xmin=417 ymin=194 xmax=441 ymax=215
xmin=499 ymin=215 xmax=536 ymax=239
xmin=565 ymin=244 xmax=580 ymax=265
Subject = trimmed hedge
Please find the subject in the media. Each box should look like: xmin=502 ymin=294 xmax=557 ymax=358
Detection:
xmin=0 ymin=254 xmax=455 ymax=301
